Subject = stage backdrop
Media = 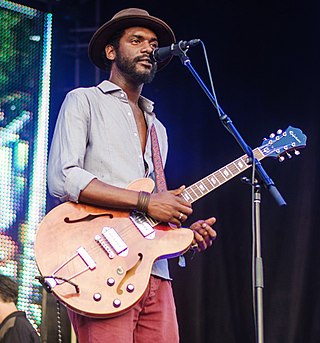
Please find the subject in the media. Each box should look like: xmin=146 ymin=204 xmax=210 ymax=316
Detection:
xmin=47 ymin=1 xmax=320 ymax=342
xmin=0 ymin=0 xmax=52 ymax=333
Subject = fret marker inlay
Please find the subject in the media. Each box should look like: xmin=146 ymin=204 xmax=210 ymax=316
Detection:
xmin=237 ymin=161 xmax=244 ymax=169
xmin=210 ymin=177 xmax=217 ymax=185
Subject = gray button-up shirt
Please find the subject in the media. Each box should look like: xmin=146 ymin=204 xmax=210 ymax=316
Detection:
xmin=48 ymin=80 xmax=170 ymax=279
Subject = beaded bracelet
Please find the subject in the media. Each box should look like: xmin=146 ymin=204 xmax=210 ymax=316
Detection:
xmin=136 ymin=191 xmax=151 ymax=214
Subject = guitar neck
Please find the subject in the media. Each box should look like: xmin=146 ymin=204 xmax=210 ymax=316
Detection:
xmin=181 ymin=147 xmax=265 ymax=204
xmin=141 ymin=125 xmax=307 ymax=226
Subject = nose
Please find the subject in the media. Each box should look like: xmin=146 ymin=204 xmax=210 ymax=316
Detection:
xmin=141 ymin=41 xmax=154 ymax=54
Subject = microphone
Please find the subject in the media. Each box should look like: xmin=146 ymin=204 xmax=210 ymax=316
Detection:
xmin=151 ymin=39 xmax=201 ymax=63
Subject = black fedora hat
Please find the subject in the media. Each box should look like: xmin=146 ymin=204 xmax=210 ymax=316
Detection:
xmin=88 ymin=8 xmax=176 ymax=72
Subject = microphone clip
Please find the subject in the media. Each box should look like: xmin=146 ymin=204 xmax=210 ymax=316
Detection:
xmin=176 ymin=39 xmax=201 ymax=54
xmin=169 ymin=39 xmax=201 ymax=58
xmin=151 ymin=39 xmax=201 ymax=63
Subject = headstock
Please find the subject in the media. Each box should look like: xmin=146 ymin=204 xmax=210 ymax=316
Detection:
xmin=260 ymin=126 xmax=307 ymax=161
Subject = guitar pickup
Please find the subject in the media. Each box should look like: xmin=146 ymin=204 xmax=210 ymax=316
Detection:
xmin=102 ymin=227 xmax=128 ymax=256
xmin=129 ymin=212 xmax=155 ymax=239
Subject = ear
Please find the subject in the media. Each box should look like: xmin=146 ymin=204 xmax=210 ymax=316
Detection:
xmin=105 ymin=45 xmax=116 ymax=61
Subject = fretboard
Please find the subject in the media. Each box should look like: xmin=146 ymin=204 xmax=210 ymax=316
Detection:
xmin=181 ymin=148 xmax=265 ymax=204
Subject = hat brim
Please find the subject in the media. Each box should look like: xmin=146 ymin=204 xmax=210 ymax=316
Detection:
xmin=88 ymin=14 xmax=176 ymax=72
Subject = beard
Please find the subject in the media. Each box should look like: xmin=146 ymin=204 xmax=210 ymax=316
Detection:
xmin=115 ymin=51 xmax=157 ymax=84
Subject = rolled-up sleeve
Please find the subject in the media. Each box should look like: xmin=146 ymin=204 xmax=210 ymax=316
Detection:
xmin=47 ymin=90 xmax=97 ymax=202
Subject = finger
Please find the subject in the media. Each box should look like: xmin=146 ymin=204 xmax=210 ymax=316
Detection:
xmin=170 ymin=185 xmax=186 ymax=196
xmin=191 ymin=219 xmax=217 ymax=240
xmin=190 ymin=217 xmax=216 ymax=230
xmin=201 ymin=222 xmax=217 ymax=240
xmin=204 ymin=217 xmax=217 ymax=226
xmin=177 ymin=211 xmax=187 ymax=222
xmin=198 ymin=229 xmax=213 ymax=247
xmin=179 ymin=205 xmax=193 ymax=216
xmin=193 ymin=230 xmax=208 ymax=251
xmin=169 ymin=216 xmax=182 ymax=228
xmin=189 ymin=219 xmax=205 ymax=231
xmin=177 ymin=211 xmax=191 ymax=225
xmin=170 ymin=212 xmax=183 ymax=226
xmin=182 ymin=213 xmax=193 ymax=224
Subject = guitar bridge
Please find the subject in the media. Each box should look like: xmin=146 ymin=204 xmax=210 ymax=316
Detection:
xmin=129 ymin=211 xmax=156 ymax=239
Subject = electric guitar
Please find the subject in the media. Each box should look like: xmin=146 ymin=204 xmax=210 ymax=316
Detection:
xmin=35 ymin=126 xmax=306 ymax=318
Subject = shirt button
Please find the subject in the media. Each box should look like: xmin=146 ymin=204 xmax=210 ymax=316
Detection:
xmin=128 ymin=112 xmax=132 ymax=116
xmin=121 ymin=93 xmax=125 ymax=97
xmin=134 ymin=132 xmax=138 ymax=137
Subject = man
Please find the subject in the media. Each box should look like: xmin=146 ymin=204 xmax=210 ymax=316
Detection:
xmin=0 ymin=274 xmax=40 ymax=342
xmin=48 ymin=7 xmax=217 ymax=342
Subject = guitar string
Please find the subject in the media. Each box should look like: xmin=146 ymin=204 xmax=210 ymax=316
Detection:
xmin=53 ymin=144 xmax=278 ymax=279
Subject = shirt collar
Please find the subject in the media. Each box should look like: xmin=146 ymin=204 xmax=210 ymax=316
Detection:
xmin=97 ymin=80 xmax=155 ymax=114
xmin=97 ymin=80 xmax=121 ymax=93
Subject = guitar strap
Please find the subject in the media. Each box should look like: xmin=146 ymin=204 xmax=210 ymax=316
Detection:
xmin=150 ymin=124 xmax=167 ymax=192
xmin=150 ymin=124 xmax=187 ymax=267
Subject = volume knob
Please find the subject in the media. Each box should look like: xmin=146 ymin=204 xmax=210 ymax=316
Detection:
xmin=107 ymin=278 xmax=115 ymax=286
xmin=113 ymin=299 xmax=121 ymax=308
xmin=93 ymin=293 xmax=102 ymax=301
xmin=126 ymin=284 xmax=135 ymax=293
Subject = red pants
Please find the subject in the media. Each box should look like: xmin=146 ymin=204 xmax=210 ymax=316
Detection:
xmin=68 ymin=276 xmax=179 ymax=343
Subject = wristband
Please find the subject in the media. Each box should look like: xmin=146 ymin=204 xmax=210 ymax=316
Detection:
xmin=136 ymin=191 xmax=151 ymax=214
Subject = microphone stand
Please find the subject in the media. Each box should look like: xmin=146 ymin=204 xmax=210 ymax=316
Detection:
xmin=176 ymin=48 xmax=287 ymax=343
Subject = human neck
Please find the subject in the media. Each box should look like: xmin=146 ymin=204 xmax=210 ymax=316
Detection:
xmin=0 ymin=302 xmax=18 ymax=323
xmin=109 ymin=71 xmax=143 ymax=105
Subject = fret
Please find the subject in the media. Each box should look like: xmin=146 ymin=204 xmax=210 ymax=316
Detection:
xmin=214 ymin=170 xmax=227 ymax=183
xmin=227 ymin=162 xmax=240 ymax=174
xmin=231 ymin=160 xmax=241 ymax=172
xmin=207 ymin=175 xmax=219 ymax=188
xmin=189 ymin=185 xmax=203 ymax=198
xmin=181 ymin=189 xmax=195 ymax=202
xmin=254 ymin=149 xmax=264 ymax=160
xmin=220 ymin=166 xmax=233 ymax=179
xmin=197 ymin=180 xmax=210 ymax=193
xmin=194 ymin=182 xmax=208 ymax=197
xmin=235 ymin=157 xmax=246 ymax=170
xmin=202 ymin=178 xmax=214 ymax=192
xmin=188 ymin=187 xmax=199 ymax=199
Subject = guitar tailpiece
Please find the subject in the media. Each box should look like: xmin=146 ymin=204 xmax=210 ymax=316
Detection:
xmin=35 ymin=275 xmax=80 ymax=294
xmin=35 ymin=276 xmax=53 ymax=293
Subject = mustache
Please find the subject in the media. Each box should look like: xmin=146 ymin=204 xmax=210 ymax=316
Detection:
xmin=134 ymin=55 xmax=154 ymax=64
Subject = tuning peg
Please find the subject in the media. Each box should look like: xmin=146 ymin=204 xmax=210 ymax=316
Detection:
xmin=286 ymin=152 xmax=292 ymax=159
xmin=294 ymin=150 xmax=300 ymax=155
xmin=277 ymin=129 xmax=283 ymax=135
xmin=269 ymin=133 xmax=275 ymax=139
xmin=278 ymin=156 xmax=285 ymax=162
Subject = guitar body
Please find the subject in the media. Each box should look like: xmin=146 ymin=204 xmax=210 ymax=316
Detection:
xmin=35 ymin=178 xmax=193 ymax=318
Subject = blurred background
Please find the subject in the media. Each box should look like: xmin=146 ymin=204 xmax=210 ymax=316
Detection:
xmin=1 ymin=0 xmax=319 ymax=342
